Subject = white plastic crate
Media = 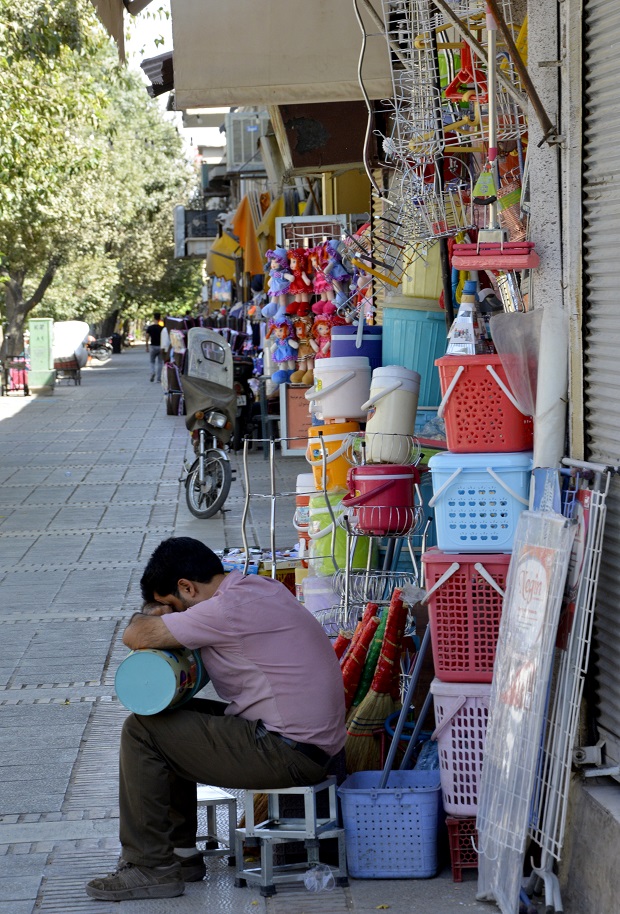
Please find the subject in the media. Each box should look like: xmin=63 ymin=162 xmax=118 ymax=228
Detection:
xmin=431 ymin=678 xmax=491 ymax=816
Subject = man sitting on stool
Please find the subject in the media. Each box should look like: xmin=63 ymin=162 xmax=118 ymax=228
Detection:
xmin=86 ymin=536 xmax=346 ymax=902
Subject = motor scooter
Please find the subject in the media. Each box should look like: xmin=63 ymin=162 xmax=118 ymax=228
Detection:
xmin=180 ymin=328 xmax=237 ymax=518
xmin=232 ymin=354 xmax=257 ymax=451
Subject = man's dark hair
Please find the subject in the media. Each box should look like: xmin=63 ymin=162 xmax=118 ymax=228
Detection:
xmin=153 ymin=311 xmax=161 ymax=321
xmin=140 ymin=537 xmax=224 ymax=602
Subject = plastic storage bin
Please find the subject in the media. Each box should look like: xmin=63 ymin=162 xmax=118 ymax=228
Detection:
xmin=338 ymin=769 xmax=442 ymax=878
xmin=436 ymin=354 xmax=534 ymax=453
xmin=330 ymin=325 xmax=382 ymax=370
xmin=428 ymin=451 xmax=532 ymax=553
xmin=430 ymin=679 xmax=490 ymax=816
xmin=422 ymin=548 xmax=510 ymax=682
xmin=382 ymin=307 xmax=447 ymax=408
xmin=446 ymin=816 xmax=478 ymax=882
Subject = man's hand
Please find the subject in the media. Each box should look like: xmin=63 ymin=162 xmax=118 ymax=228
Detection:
xmin=141 ymin=601 xmax=174 ymax=616
xmin=123 ymin=613 xmax=184 ymax=651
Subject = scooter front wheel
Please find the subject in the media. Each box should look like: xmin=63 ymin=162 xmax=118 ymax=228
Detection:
xmin=185 ymin=452 xmax=232 ymax=518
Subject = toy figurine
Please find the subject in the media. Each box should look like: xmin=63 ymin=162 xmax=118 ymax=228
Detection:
xmin=261 ymin=248 xmax=293 ymax=320
xmin=309 ymin=315 xmax=333 ymax=361
xmin=309 ymin=244 xmax=338 ymax=317
xmin=351 ymin=261 xmax=376 ymax=322
xmin=286 ymin=248 xmax=312 ymax=317
xmin=323 ymin=239 xmax=353 ymax=305
xmin=289 ymin=314 xmax=315 ymax=385
xmin=265 ymin=315 xmax=298 ymax=384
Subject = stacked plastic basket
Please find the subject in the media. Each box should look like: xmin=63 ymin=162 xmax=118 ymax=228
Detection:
xmin=425 ymin=354 xmax=533 ymax=881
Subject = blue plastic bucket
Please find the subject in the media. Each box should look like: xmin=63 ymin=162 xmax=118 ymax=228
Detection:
xmin=382 ymin=308 xmax=447 ymax=408
xmin=115 ymin=648 xmax=209 ymax=715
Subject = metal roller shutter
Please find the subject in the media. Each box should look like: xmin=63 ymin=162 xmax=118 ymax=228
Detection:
xmin=583 ymin=0 xmax=620 ymax=768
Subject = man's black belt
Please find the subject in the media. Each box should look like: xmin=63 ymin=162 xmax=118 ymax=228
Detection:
xmin=277 ymin=734 xmax=331 ymax=767
xmin=256 ymin=723 xmax=331 ymax=767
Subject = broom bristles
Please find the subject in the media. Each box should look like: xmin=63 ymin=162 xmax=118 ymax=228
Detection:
xmin=344 ymin=689 xmax=396 ymax=774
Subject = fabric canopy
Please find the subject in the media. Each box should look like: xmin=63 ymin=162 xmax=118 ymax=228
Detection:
xmin=206 ymin=233 xmax=241 ymax=281
xmin=256 ymin=196 xmax=285 ymax=257
xmin=232 ymin=195 xmax=264 ymax=276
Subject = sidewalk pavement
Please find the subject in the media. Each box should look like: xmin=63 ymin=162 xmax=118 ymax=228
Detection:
xmin=0 ymin=346 xmax=489 ymax=914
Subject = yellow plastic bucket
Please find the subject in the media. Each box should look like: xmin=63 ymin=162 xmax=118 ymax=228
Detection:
xmin=306 ymin=421 xmax=360 ymax=492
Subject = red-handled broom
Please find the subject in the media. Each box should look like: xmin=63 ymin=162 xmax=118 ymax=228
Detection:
xmin=344 ymin=588 xmax=409 ymax=773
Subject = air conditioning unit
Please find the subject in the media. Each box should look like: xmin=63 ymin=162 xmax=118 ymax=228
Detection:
xmin=225 ymin=111 xmax=271 ymax=173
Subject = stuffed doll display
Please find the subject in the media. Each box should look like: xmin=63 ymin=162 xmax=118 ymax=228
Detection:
xmin=289 ymin=315 xmax=315 ymax=385
xmin=309 ymin=315 xmax=333 ymax=361
xmin=262 ymin=248 xmax=293 ymax=320
xmin=309 ymin=244 xmax=338 ymax=317
xmin=323 ymin=239 xmax=353 ymax=309
xmin=265 ymin=315 xmax=299 ymax=384
xmin=286 ymin=248 xmax=312 ymax=317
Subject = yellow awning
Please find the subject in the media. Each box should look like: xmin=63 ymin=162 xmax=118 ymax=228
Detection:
xmin=232 ymin=195 xmax=264 ymax=276
xmin=206 ymin=233 xmax=241 ymax=281
xmin=256 ymin=196 xmax=285 ymax=257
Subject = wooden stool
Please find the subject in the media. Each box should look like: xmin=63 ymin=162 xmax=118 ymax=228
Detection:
xmin=234 ymin=777 xmax=348 ymax=896
xmin=196 ymin=784 xmax=237 ymax=865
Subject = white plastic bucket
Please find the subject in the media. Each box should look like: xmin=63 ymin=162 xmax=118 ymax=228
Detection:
xmin=305 ymin=356 xmax=371 ymax=421
xmin=362 ymin=366 xmax=421 ymax=464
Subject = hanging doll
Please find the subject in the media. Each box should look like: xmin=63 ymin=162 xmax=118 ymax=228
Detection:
xmin=309 ymin=244 xmax=338 ymax=317
xmin=265 ymin=315 xmax=298 ymax=384
xmin=285 ymin=248 xmax=312 ymax=317
xmin=309 ymin=314 xmax=333 ymax=361
xmin=289 ymin=314 xmax=315 ymax=385
xmin=350 ymin=260 xmax=376 ymax=323
xmin=261 ymin=248 xmax=293 ymax=321
xmin=323 ymin=239 xmax=354 ymax=311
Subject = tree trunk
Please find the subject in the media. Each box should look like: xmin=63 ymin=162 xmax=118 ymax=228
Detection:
xmin=2 ymin=258 xmax=60 ymax=359
xmin=2 ymin=272 xmax=27 ymax=360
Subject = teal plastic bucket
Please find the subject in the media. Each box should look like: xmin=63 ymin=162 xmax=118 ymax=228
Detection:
xmin=382 ymin=308 xmax=447 ymax=408
xmin=115 ymin=648 xmax=209 ymax=715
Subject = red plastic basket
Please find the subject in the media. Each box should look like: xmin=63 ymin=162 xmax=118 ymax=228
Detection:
xmin=423 ymin=548 xmax=509 ymax=682
xmin=436 ymin=355 xmax=533 ymax=453
xmin=446 ymin=816 xmax=478 ymax=882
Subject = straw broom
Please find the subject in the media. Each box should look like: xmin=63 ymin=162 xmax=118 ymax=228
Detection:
xmin=341 ymin=612 xmax=381 ymax=712
xmin=346 ymin=607 xmax=388 ymax=724
xmin=344 ymin=588 xmax=408 ymax=773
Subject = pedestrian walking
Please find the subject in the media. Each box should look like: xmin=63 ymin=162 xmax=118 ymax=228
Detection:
xmin=145 ymin=312 xmax=164 ymax=382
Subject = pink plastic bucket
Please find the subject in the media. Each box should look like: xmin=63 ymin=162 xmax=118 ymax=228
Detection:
xmin=342 ymin=465 xmax=419 ymax=536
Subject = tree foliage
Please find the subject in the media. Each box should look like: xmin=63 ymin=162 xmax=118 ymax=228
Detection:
xmin=0 ymin=0 xmax=201 ymax=356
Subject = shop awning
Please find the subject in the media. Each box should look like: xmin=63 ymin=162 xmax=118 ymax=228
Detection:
xmin=140 ymin=52 xmax=174 ymax=98
xmin=170 ymin=0 xmax=392 ymax=109
xmin=231 ymin=195 xmax=265 ymax=276
xmin=256 ymin=196 xmax=285 ymax=257
xmin=206 ymin=233 xmax=242 ymax=281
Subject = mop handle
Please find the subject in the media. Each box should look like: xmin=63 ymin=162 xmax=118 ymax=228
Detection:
xmin=428 ymin=468 xmax=462 ymax=507
xmin=422 ymin=562 xmax=461 ymax=603
xmin=378 ymin=625 xmax=431 ymax=788
xmin=474 ymin=562 xmax=506 ymax=598
xmin=398 ymin=690 xmax=434 ymax=771
xmin=486 ymin=467 xmax=530 ymax=505
xmin=437 ymin=364 xmax=465 ymax=418
xmin=485 ymin=364 xmax=529 ymax=415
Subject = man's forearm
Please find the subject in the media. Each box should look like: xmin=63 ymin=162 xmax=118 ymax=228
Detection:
xmin=122 ymin=612 xmax=184 ymax=651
